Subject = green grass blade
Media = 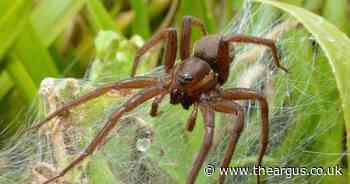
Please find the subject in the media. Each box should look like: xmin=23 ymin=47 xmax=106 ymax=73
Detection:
xmin=200 ymin=0 xmax=215 ymax=33
xmin=3 ymin=0 xmax=87 ymax=91
xmin=0 ymin=0 xmax=32 ymax=59
xmin=281 ymin=0 xmax=304 ymax=6
xmin=30 ymin=0 xmax=87 ymax=47
xmin=0 ymin=71 xmax=14 ymax=100
xmin=12 ymin=21 xmax=59 ymax=85
xmin=223 ymin=0 xmax=234 ymax=26
xmin=5 ymin=56 xmax=37 ymax=103
xmin=304 ymin=0 xmax=324 ymax=13
xmin=130 ymin=0 xmax=151 ymax=38
xmin=176 ymin=0 xmax=204 ymax=23
xmin=0 ymin=1 xmax=13 ymax=18
xmin=322 ymin=0 xmax=348 ymax=32
xmin=176 ymin=0 xmax=206 ymax=40
xmin=86 ymin=0 xmax=119 ymax=33
xmin=254 ymin=0 xmax=350 ymax=177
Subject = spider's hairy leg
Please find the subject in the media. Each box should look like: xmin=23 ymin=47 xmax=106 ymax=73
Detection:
xmin=217 ymin=37 xmax=232 ymax=84
xmin=42 ymin=86 xmax=165 ymax=184
xmin=223 ymin=88 xmax=269 ymax=184
xmin=186 ymin=103 xmax=198 ymax=131
xmin=180 ymin=16 xmax=208 ymax=60
xmin=223 ymin=34 xmax=288 ymax=72
xmin=187 ymin=103 xmax=214 ymax=184
xmin=131 ymin=28 xmax=177 ymax=77
xmin=23 ymin=77 xmax=159 ymax=134
xmin=212 ymin=99 xmax=245 ymax=184
xmin=150 ymin=92 xmax=167 ymax=116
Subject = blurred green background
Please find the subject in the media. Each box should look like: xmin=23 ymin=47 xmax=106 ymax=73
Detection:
xmin=0 ymin=0 xmax=350 ymax=157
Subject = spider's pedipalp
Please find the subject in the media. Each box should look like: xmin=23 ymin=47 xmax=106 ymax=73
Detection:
xmin=150 ymin=92 xmax=167 ymax=116
xmin=186 ymin=103 xmax=198 ymax=132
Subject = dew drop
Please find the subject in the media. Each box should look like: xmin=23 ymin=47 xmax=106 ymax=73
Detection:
xmin=115 ymin=52 xmax=127 ymax=61
xmin=327 ymin=38 xmax=336 ymax=43
xmin=136 ymin=138 xmax=151 ymax=152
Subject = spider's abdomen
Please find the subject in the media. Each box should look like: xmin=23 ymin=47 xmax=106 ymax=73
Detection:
xmin=194 ymin=35 xmax=234 ymax=74
xmin=194 ymin=35 xmax=221 ymax=63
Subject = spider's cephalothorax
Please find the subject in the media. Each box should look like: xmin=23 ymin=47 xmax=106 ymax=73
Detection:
xmin=30 ymin=16 xmax=288 ymax=184
xmin=170 ymin=57 xmax=218 ymax=109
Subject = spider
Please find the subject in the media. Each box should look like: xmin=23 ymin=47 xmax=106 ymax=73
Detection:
xmin=28 ymin=16 xmax=288 ymax=184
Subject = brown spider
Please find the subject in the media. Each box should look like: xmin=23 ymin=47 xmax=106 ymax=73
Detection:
xmin=28 ymin=16 xmax=287 ymax=184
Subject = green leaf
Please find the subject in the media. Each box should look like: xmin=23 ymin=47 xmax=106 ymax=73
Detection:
xmin=12 ymin=21 xmax=59 ymax=86
xmin=0 ymin=0 xmax=32 ymax=59
xmin=130 ymin=0 xmax=151 ymax=38
xmin=94 ymin=31 xmax=121 ymax=60
xmin=322 ymin=0 xmax=348 ymax=32
xmin=176 ymin=0 xmax=206 ymax=41
xmin=254 ymin=0 xmax=350 ymax=176
xmin=87 ymin=155 xmax=121 ymax=184
xmin=0 ymin=71 xmax=14 ymax=100
xmin=5 ymin=55 xmax=37 ymax=103
xmin=86 ymin=0 xmax=118 ymax=34
xmin=304 ymin=0 xmax=324 ymax=12
xmin=2 ymin=0 xmax=87 ymax=93
xmin=4 ymin=0 xmax=88 ymax=89
xmin=30 ymin=0 xmax=87 ymax=47
xmin=200 ymin=0 xmax=215 ymax=33
xmin=176 ymin=0 xmax=204 ymax=20
xmin=88 ymin=31 xmax=141 ymax=82
xmin=270 ymin=29 xmax=344 ymax=183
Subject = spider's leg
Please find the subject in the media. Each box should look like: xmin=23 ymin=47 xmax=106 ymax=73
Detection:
xmin=186 ymin=103 xmax=198 ymax=131
xmin=216 ymin=37 xmax=232 ymax=84
xmin=223 ymin=34 xmax=288 ymax=72
xmin=180 ymin=16 xmax=208 ymax=60
xmin=42 ymin=86 xmax=165 ymax=184
xmin=187 ymin=103 xmax=214 ymax=184
xmin=223 ymin=88 xmax=269 ymax=184
xmin=22 ymin=77 xmax=159 ymax=134
xmin=211 ymin=99 xmax=245 ymax=184
xmin=131 ymin=28 xmax=177 ymax=77
xmin=150 ymin=92 xmax=167 ymax=116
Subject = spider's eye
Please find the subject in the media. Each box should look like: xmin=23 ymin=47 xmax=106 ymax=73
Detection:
xmin=182 ymin=73 xmax=193 ymax=82
xmin=177 ymin=73 xmax=193 ymax=85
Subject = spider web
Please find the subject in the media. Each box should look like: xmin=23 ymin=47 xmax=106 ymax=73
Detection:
xmin=0 ymin=1 xmax=346 ymax=184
